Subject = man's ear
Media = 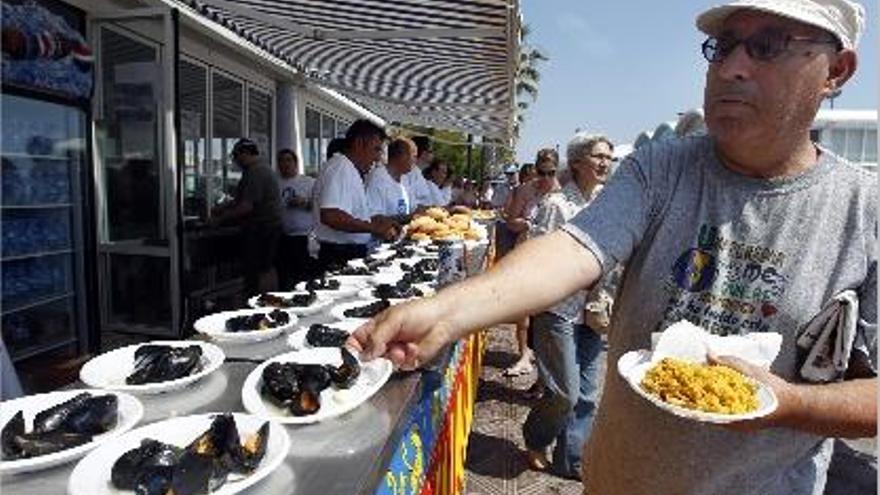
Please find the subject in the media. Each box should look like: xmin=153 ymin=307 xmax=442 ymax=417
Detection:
xmin=823 ymin=49 xmax=857 ymax=98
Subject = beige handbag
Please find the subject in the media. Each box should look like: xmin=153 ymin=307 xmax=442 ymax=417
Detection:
xmin=584 ymin=291 xmax=614 ymax=334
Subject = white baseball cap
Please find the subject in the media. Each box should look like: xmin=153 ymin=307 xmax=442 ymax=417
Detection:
xmin=696 ymin=0 xmax=866 ymax=50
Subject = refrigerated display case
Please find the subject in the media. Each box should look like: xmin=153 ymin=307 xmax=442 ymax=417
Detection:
xmin=1 ymin=93 xmax=89 ymax=363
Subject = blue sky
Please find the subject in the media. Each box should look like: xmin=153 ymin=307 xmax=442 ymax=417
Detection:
xmin=515 ymin=0 xmax=879 ymax=161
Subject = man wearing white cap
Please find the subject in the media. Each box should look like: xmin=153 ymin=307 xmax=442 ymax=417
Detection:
xmin=351 ymin=1 xmax=875 ymax=494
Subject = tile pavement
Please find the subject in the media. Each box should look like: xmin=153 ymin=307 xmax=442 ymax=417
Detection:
xmin=464 ymin=324 xmax=585 ymax=495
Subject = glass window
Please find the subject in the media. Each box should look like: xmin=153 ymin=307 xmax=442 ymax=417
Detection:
xmin=321 ymin=114 xmax=336 ymax=164
xmin=830 ymin=129 xmax=847 ymax=158
xmin=337 ymin=120 xmax=350 ymax=138
xmin=863 ymin=129 xmax=877 ymax=164
xmin=211 ymin=73 xmax=243 ymax=207
xmin=248 ymin=88 xmax=272 ymax=167
xmin=305 ymin=108 xmax=321 ymax=173
xmin=179 ymin=60 xmax=207 ymax=220
xmin=845 ymin=128 xmax=865 ymax=162
xmin=97 ymin=28 xmax=161 ymax=242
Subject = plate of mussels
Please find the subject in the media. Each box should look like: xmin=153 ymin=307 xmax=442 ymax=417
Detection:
xmin=287 ymin=320 xmax=364 ymax=350
xmin=294 ymin=277 xmax=365 ymax=299
xmin=357 ymin=282 xmax=433 ymax=303
xmin=0 ymin=389 xmax=143 ymax=475
xmin=80 ymin=341 xmax=225 ymax=395
xmin=328 ymin=298 xmax=396 ymax=322
xmin=241 ymin=348 xmax=393 ymax=424
xmin=195 ymin=308 xmax=298 ymax=343
xmin=67 ymin=412 xmax=289 ymax=495
xmin=246 ymin=291 xmax=332 ymax=316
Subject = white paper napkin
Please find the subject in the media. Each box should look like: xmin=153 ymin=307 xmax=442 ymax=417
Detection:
xmin=650 ymin=320 xmax=782 ymax=369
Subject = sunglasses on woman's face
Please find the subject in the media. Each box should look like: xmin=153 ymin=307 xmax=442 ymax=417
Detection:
xmin=537 ymin=168 xmax=557 ymax=177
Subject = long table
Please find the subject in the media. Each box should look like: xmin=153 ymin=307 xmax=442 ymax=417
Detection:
xmin=1 ymin=237 xmax=493 ymax=495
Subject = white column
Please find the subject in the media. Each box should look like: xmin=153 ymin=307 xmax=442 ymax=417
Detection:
xmin=276 ymin=82 xmax=301 ymax=160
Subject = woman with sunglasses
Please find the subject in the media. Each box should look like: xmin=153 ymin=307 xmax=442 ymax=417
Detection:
xmin=501 ymin=150 xmax=560 ymax=381
xmin=522 ymin=134 xmax=616 ymax=479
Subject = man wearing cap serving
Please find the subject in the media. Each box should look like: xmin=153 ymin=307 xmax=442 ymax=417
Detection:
xmin=350 ymin=1 xmax=876 ymax=494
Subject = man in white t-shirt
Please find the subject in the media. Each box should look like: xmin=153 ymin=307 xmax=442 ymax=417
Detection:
xmin=366 ymin=137 xmax=417 ymax=222
xmin=314 ymin=119 xmax=398 ymax=271
xmin=276 ymin=148 xmax=317 ymax=288
xmin=402 ymin=135 xmax=435 ymax=208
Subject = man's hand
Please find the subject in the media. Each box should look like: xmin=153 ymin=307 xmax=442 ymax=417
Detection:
xmin=370 ymin=217 xmax=399 ymax=241
xmin=710 ymin=354 xmax=801 ymax=432
xmin=348 ymin=298 xmax=454 ymax=370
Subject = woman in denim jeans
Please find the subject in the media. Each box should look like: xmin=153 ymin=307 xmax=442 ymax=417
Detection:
xmin=522 ymin=134 xmax=617 ymax=479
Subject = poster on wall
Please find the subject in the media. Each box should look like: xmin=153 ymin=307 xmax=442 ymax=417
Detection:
xmin=1 ymin=0 xmax=93 ymax=103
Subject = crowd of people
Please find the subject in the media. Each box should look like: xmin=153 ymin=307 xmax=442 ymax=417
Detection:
xmin=208 ymin=0 xmax=875 ymax=493
xmin=347 ymin=0 xmax=877 ymax=494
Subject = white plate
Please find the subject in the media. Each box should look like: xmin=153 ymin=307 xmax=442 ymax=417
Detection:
xmin=246 ymin=292 xmax=333 ymax=316
xmin=67 ymin=413 xmax=289 ymax=495
xmin=241 ymin=349 xmax=393 ymax=425
xmin=294 ymin=280 xmax=364 ymax=299
xmin=194 ymin=308 xmax=298 ymax=343
xmin=617 ymin=350 xmax=778 ymax=424
xmin=328 ymin=299 xmax=395 ymax=322
xmin=80 ymin=341 xmax=225 ymax=395
xmin=287 ymin=320 xmax=364 ymax=350
xmin=0 ymin=390 xmax=143 ymax=475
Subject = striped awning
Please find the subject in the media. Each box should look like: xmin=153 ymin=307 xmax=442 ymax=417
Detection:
xmin=177 ymin=0 xmax=520 ymax=141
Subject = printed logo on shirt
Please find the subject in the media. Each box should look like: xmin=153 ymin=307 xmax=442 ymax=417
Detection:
xmin=397 ymin=198 xmax=407 ymax=216
xmin=661 ymin=224 xmax=788 ymax=336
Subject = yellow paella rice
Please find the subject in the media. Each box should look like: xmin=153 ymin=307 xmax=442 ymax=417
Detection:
xmin=640 ymin=357 xmax=759 ymax=414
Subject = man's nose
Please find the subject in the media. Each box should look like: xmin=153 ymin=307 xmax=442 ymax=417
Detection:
xmin=715 ymin=43 xmax=754 ymax=81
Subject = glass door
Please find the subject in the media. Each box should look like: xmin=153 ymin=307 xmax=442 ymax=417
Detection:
xmin=1 ymin=94 xmax=88 ymax=362
xmin=92 ymin=12 xmax=180 ymax=336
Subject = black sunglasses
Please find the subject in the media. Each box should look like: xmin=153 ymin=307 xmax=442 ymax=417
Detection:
xmin=537 ymin=169 xmax=557 ymax=177
xmin=702 ymin=29 xmax=839 ymax=63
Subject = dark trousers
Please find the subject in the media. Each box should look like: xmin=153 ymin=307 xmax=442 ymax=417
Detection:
xmin=318 ymin=241 xmax=368 ymax=274
xmin=276 ymin=234 xmax=318 ymax=290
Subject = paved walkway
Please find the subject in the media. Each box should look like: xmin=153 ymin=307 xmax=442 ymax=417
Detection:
xmin=463 ymin=325 xmax=876 ymax=495
xmin=464 ymin=324 xmax=585 ymax=494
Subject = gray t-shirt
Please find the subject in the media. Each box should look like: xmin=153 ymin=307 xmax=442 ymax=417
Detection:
xmin=562 ymin=136 xmax=877 ymax=495
xmin=237 ymin=164 xmax=282 ymax=229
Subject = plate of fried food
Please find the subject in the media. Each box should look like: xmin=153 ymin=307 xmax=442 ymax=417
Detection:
xmin=405 ymin=208 xmax=485 ymax=242
xmin=617 ymin=321 xmax=781 ymax=423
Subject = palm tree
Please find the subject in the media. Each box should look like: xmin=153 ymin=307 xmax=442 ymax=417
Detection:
xmin=512 ymin=24 xmax=548 ymax=141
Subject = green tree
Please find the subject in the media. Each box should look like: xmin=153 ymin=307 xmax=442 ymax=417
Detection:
xmin=513 ymin=24 xmax=548 ymax=141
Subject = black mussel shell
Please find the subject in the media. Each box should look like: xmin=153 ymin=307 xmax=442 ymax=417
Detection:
xmin=235 ymin=422 xmax=270 ymax=473
xmin=327 ymin=347 xmax=361 ymax=389
xmin=112 ymin=439 xmax=182 ymax=490
xmin=170 ymin=450 xmax=229 ymax=495
xmin=288 ymin=388 xmax=321 ymax=416
xmin=8 ymin=430 xmax=92 ymax=459
xmin=306 ymin=324 xmax=349 ymax=348
xmin=32 ymin=392 xmax=90 ymax=433
xmin=133 ymin=465 xmax=174 ymax=495
xmin=261 ymin=363 xmax=301 ymax=409
xmin=297 ymin=365 xmax=332 ymax=392
xmin=187 ymin=414 xmax=242 ymax=473
xmin=1 ymin=411 xmax=25 ymax=460
xmin=127 ymin=346 xmax=203 ymax=385
xmin=59 ymin=395 xmax=118 ymax=435
xmin=343 ymin=299 xmax=390 ymax=318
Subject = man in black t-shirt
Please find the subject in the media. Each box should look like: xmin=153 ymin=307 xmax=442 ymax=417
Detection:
xmin=211 ymin=138 xmax=282 ymax=297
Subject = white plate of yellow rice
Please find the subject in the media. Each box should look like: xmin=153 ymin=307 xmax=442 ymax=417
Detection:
xmin=617 ymin=350 xmax=778 ymax=424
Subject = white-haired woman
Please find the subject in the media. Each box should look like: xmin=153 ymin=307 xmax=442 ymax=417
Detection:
xmin=522 ymin=133 xmax=616 ymax=479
